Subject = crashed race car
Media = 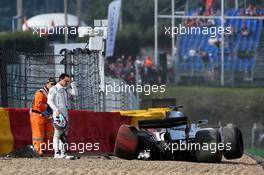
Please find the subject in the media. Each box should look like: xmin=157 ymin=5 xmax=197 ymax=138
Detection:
xmin=114 ymin=106 xmax=244 ymax=163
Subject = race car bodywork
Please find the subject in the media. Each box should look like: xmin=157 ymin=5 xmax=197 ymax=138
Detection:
xmin=114 ymin=106 xmax=244 ymax=163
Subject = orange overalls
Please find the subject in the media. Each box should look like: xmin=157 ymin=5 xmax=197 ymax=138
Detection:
xmin=30 ymin=87 xmax=54 ymax=156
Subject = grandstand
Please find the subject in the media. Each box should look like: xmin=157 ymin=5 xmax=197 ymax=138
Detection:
xmin=156 ymin=0 xmax=264 ymax=86
xmin=179 ymin=9 xmax=263 ymax=85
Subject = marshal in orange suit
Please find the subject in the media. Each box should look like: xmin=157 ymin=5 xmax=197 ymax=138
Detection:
xmin=30 ymin=78 xmax=56 ymax=156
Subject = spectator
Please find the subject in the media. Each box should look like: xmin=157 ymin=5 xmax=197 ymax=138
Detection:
xmin=252 ymin=7 xmax=257 ymax=16
xmin=215 ymin=9 xmax=221 ymax=16
xmin=144 ymin=56 xmax=153 ymax=68
xmin=245 ymin=4 xmax=257 ymax=16
xmin=189 ymin=48 xmax=197 ymax=57
xmin=241 ymin=22 xmax=250 ymax=36
xmin=167 ymin=68 xmax=174 ymax=83
xmin=159 ymin=66 xmax=167 ymax=84
xmin=208 ymin=37 xmax=221 ymax=48
xmin=105 ymin=54 xmax=170 ymax=86
xmin=199 ymin=49 xmax=209 ymax=66
xmin=126 ymin=72 xmax=136 ymax=85
xmin=223 ymin=26 xmax=235 ymax=44
xmin=148 ymin=66 xmax=158 ymax=85
xmin=239 ymin=8 xmax=245 ymax=16
xmin=207 ymin=18 xmax=215 ymax=27
xmin=198 ymin=0 xmax=206 ymax=15
xmin=206 ymin=0 xmax=214 ymax=11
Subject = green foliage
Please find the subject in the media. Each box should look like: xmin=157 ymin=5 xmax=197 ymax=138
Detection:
xmin=0 ymin=31 xmax=48 ymax=53
xmin=80 ymin=0 xmax=172 ymax=57
xmin=82 ymin=0 xmax=112 ymax=26
xmin=121 ymin=0 xmax=154 ymax=29
xmin=114 ymin=24 xmax=141 ymax=57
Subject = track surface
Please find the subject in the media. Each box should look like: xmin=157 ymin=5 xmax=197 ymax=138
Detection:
xmin=0 ymin=155 xmax=263 ymax=175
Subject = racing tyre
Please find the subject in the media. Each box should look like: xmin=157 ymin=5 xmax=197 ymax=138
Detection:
xmin=222 ymin=126 xmax=244 ymax=159
xmin=195 ymin=129 xmax=223 ymax=163
xmin=114 ymin=125 xmax=139 ymax=160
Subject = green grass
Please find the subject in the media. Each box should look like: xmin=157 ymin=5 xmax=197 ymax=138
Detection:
xmin=246 ymin=148 xmax=264 ymax=158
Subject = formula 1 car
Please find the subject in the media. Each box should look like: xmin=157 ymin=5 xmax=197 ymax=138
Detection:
xmin=114 ymin=106 xmax=244 ymax=163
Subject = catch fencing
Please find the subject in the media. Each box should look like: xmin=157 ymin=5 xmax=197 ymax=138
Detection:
xmin=0 ymin=50 xmax=140 ymax=111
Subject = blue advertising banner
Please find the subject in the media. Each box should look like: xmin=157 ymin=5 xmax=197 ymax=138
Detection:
xmin=106 ymin=0 xmax=121 ymax=58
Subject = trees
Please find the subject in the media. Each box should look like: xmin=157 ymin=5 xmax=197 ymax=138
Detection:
xmin=0 ymin=31 xmax=48 ymax=52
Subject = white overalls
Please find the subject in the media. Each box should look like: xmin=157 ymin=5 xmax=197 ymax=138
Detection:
xmin=47 ymin=82 xmax=78 ymax=157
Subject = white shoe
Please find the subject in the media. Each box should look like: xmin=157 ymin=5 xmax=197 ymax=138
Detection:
xmin=65 ymin=155 xmax=75 ymax=160
xmin=61 ymin=153 xmax=75 ymax=160
xmin=54 ymin=153 xmax=65 ymax=159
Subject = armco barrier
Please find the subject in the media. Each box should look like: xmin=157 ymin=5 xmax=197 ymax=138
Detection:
xmin=0 ymin=108 xmax=14 ymax=153
xmin=0 ymin=108 xmax=131 ymax=154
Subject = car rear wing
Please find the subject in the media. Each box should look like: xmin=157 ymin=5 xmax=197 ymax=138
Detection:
xmin=138 ymin=117 xmax=188 ymax=129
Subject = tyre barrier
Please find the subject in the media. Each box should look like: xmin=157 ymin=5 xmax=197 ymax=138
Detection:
xmin=0 ymin=108 xmax=131 ymax=154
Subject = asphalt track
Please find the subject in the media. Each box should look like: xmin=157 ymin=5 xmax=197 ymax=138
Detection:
xmin=0 ymin=155 xmax=263 ymax=175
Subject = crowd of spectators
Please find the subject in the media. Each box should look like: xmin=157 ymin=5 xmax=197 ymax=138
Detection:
xmin=184 ymin=0 xmax=220 ymax=28
xmin=183 ymin=2 xmax=263 ymax=65
xmin=184 ymin=2 xmax=263 ymax=28
xmin=105 ymin=55 xmax=173 ymax=85
xmin=244 ymin=4 xmax=258 ymax=16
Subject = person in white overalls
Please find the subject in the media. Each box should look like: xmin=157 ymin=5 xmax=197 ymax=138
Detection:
xmin=47 ymin=73 xmax=78 ymax=159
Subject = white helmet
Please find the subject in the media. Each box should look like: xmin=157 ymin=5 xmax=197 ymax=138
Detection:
xmin=53 ymin=114 xmax=68 ymax=130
